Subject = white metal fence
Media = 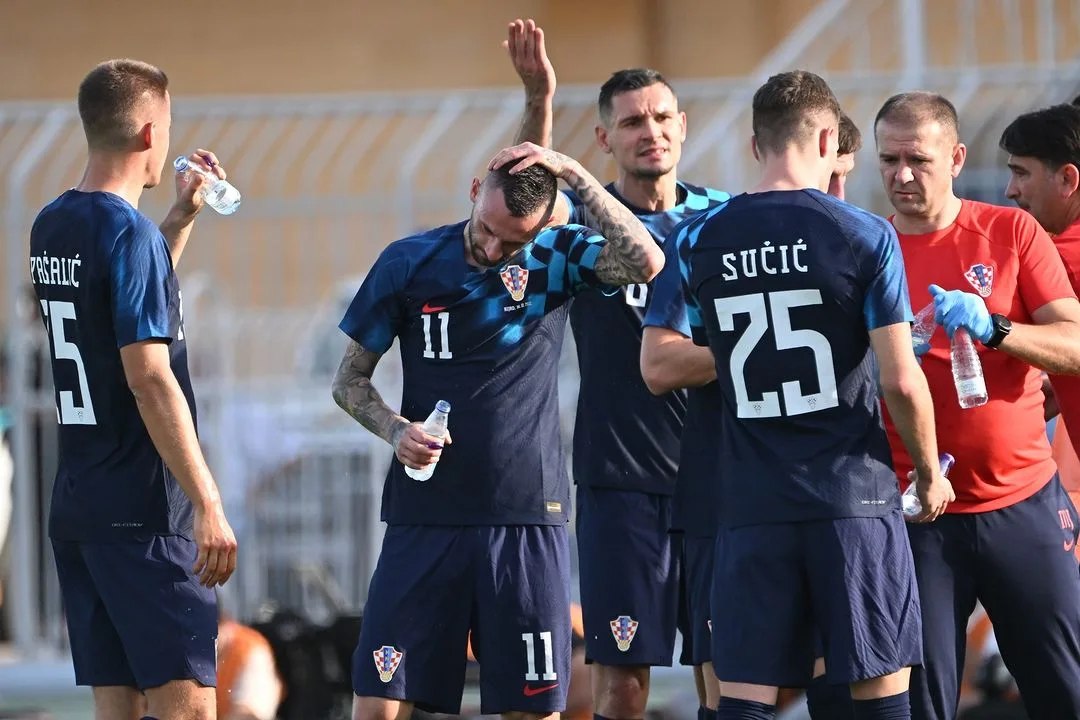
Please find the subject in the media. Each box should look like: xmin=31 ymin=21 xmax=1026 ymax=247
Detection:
xmin=3 ymin=0 xmax=1080 ymax=659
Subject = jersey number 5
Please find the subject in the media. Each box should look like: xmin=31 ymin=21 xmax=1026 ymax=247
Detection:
xmin=39 ymin=300 xmax=97 ymax=426
xmin=714 ymin=289 xmax=838 ymax=418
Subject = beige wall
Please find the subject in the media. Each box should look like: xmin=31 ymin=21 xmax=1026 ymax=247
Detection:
xmin=0 ymin=0 xmax=820 ymax=100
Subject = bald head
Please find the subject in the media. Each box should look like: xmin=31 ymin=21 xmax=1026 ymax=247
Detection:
xmin=874 ymin=91 xmax=960 ymax=143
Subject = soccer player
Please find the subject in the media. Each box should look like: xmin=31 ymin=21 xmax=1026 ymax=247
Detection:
xmin=999 ymin=103 xmax=1080 ymax=525
xmin=29 ymin=59 xmax=237 ymax=720
xmin=875 ymin=91 xmax=1080 ymax=719
xmin=333 ymin=141 xmax=663 ymax=720
xmin=678 ymin=70 xmax=950 ymax=720
xmin=504 ymin=20 xmax=729 ymax=719
xmin=640 ymin=111 xmax=867 ymax=720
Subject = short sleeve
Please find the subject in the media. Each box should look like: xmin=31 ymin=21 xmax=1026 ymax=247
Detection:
xmin=110 ymin=222 xmax=174 ymax=348
xmin=1016 ymin=213 xmax=1078 ymax=313
xmin=338 ymin=250 xmax=409 ymax=355
xmin=546 ymin=225 xmax=618 ymax=295
xmin=676 ymin=225 xmax=709 ymax=346
xmin=862 ymin=219 xmax=914 ymax=330
xmin=643 ymin=230 xmax=692 ymax=338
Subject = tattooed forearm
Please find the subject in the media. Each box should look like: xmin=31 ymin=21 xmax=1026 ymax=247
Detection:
xmin=514 ymin=95 xmax=553 ymax=148
xmin=331 ymin=341 xmax=409 ymax=448
xmin=562 ymin=164 xmax=662 ymax=285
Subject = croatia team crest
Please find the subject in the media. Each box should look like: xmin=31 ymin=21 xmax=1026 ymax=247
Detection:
xmin=610 ymin=615 xmax=639 ymax=652
xmin=373 ymin=645 xmax=403 ymax=683
xmin=964 ymin=263 xmax=995 ymax=298
xmin=500 ymin=264 xmax=529 ymax=302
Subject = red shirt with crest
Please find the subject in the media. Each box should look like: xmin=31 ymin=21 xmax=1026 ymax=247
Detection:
xmin=884 ymin=199 xmax=1075 ymax=512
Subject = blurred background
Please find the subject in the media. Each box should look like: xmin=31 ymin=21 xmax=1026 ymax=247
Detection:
xmin=2 ymin=0 xmax=1079 ymax=717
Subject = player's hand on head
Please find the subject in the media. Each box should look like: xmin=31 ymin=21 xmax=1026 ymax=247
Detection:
xmin=503 ymin=18 xmax=556 ymax=100
xmin=393 ymin=421 xmax=448 ymax=470
xmin=929 ymin=284 xmax=993 ymax=344
xmin=192 ymin=499 xmax=238 ymax=587
xmin=173 ymin=148 xmax=228 ymax=216
xmin=488 ymin=142 xmax=574 ymax=179
xmin=906 ymin=468 xmax=956 ymax=523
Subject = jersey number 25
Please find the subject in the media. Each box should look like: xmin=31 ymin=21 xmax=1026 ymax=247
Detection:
xmin=714 ymin=289 xmax=839 ymax=418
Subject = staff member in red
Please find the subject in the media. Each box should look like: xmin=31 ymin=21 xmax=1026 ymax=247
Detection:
xmin=875 ymin=91 xmax=1080 ymax=720
xmin=999 ymin=103 xmax=1080 ymax=543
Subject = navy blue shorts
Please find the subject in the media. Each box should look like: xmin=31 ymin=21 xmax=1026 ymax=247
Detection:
xmin=683 ymin=534 xmax=715 ymax=667
xmin=52 ymin=536 xmax=217 ymax=690
xmin=576 ymin=486 xmax=680 ymax=667
xmin=711 ymin=510 xmax=922 ymax=688
xmin=353 ymin=525 xmax=572 ymax=715
xmin=907 ymin=475 xmax=1080 ymax=720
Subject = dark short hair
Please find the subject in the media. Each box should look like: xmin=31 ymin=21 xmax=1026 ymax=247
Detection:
xmin=485 ymin=164 xmax=558 ymax=217
xmin=751 ymin=70 xmax=841 ymax=155
xmin=598 ymin=68 xmax=676 ymax=125
xmin=78 ymin=59 xmax=169 ymax=151
xmin=874 ymin=91 xmax=960 ymax=141
xmin=1000 ymin=104 xmax=1080 ymax=171
xmin=838 ymin=112 xmax=862 ymax=155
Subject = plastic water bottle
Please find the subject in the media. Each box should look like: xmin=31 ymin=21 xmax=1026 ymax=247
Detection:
xmin=902 ymin=453 xmax=956 ymax=518
xmin=404 ymin=400 xmax=451 ymax=482
xmin=911 ymin=302 xmax=937 ymax=350
xmin=951 ymin=328 xmax=988 ymax=409
xmin=173 ymin=156 xmax=242 ymax=215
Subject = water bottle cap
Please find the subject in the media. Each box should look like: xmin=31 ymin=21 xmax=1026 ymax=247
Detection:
xmin=173 ymin=156 xmax=190 ymax=172
xmin=435 ymin=400 xmax=451 ymax=413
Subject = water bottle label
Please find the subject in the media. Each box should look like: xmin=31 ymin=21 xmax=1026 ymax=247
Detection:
xmin=957 ymin=377 xmax=986 ymax=398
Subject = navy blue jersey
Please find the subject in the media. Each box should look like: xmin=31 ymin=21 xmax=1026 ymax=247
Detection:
xmin=680 ymin=189 xmax=912 ymax=527
xmin=565 ymin=182 xmax=730 ymax=495
xmin=339 ymin=220 xmax=614 ymax=526
xmin=30 ymin=190 xmax=194 ymax=542
xmin=642 ymin=220 xmax=728 ymax=537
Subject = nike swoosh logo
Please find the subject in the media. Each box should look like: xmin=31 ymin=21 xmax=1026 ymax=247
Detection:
xmin=422 ymin=302 xmax=448 ymax=313
xmin=522 ymin=683 xmax=558 ymax=697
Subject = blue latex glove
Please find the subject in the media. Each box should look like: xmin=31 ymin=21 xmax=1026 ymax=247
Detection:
xmin=928 ymin=284 xmax=993 ymax=343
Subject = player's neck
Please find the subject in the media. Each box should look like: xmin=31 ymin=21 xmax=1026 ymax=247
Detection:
xmin=892 ymin=194 xmax=963 ymax=236
xmin=749 ymin=156 xmax=827 ymax=195
xmin=75 ymin=154 xmax=146 ymax=209
xmin=614 ymin=172 xmax=678 ymax=212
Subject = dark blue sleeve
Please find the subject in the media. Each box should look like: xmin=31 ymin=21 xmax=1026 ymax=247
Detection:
xmin=860 ymin=218 xmax=913 ymax=330
xmin=542 ymin=225 xmax=617 ymax=295
xmin=338 ymin=250 xmax=408 ymax=355
xmin=674 ymin=222 xmax=709 ymax=346
xmin=110 ymin=222 xmax=174 ymax=348
xmin=642 ymin=231 xmax=691 ymax=337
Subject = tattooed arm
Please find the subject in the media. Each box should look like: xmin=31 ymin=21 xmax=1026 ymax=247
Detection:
xmin=331 ymin=340 xmax=445 ymax=469
xmin=487 ymin=142 xmax=664 ymax=285
xmin=560 ymin=163 xmax=664 ymax=285
xmin=504 ymin=19 xmax=556 ymax=148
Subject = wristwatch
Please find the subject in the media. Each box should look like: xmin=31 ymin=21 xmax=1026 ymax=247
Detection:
xmin=985 ymin=313 xmax=1012 ymax=349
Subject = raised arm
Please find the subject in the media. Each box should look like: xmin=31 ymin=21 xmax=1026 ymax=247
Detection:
xmin=331 ymin=340 xmax=447 ymax=470
xmin=504 ymin=19 xmax=556 ymax=148
xmin=488 ymin=142 xmax=664 ymax=284
xmin=159 ymin=148 xmax=228 ymax=267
